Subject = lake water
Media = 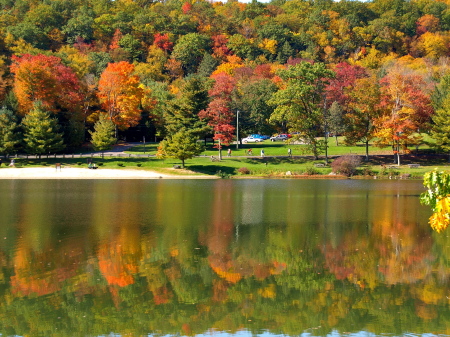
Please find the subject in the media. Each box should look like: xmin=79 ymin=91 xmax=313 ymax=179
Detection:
xmin=0 ymin=179 xmax=448 ymax=337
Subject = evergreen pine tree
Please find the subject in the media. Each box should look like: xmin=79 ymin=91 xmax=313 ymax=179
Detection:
xmin=197 ymin=53 xmax=218 ymax=78
xmin=21 ymin=103 xmax=65 ymax=158
xmin=0 ymin=107 xmax=21 ymax=157
xmin=89 ymin=114 xmax=116 ymax=157
xmin=431 ymin=95 xmax=450 ymax=161
xmin=164 ymin=76 xmax=210 ymax=137
xmin=158 ymin=129 xmax=204 ymax=168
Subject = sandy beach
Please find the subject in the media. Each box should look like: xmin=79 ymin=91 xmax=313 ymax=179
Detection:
xmin=0 ymin=167 xmax=214 ymax=179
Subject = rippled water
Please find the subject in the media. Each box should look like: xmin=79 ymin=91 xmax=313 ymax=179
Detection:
xmin=0 ymin=179 xmax=447 ymax=337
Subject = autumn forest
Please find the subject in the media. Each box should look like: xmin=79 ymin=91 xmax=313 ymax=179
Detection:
xmin=1 ymin=0 xmax=450 ymax=158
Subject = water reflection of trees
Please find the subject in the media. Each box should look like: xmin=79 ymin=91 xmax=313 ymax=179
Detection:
xmin=0 ymin=181 xmax=449 ymax=336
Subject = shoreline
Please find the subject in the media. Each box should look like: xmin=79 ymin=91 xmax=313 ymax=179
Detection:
xmin=0 ymin=167 xmax=215 ymax=179
xmin=0 ymin=167 xmax=423 ymax=180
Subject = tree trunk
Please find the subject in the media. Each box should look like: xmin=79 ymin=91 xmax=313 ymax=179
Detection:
xmin=365 ymin=140 xmax=369 ymax=162
xmin=218 ymin=139 xmax=222 ymax=160
xmin=182 ymin=158 xmax=185 ymax=168
xmin=335 ymin=135 xmax=339 ymax=146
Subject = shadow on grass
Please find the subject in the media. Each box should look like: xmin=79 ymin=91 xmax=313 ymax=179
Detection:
xmin=187 ymin=165 xmax=236 ymax=175
xmin=243 ymin=157 xmax=309 ymax=165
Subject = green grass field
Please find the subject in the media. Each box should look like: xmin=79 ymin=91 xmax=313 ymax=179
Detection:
xmin=2 ymin=136 xmax=447 ymax=178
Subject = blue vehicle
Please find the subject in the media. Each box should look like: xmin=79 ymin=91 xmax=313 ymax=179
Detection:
xmin=250 ymin=134 xmax=270 ymax=140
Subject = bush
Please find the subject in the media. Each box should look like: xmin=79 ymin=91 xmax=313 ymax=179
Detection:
xmin=237 ymin=167 xmax=250 ymax=175
xmin=362 ymin=166 xmax=374 ymax=176
xmin=216 ymin=170 xmax=230 ymax=179
xmin=331 ymin=155 xmax=362 ymax=177
xmin=97 ymin=162 xmax=104 ymax=166
xmin=77 ymin=162 xmax=83 ymax=166
xmin=117 ymin=163 xmax=124 ymax=167
xmin=136 ymin=163 xmax=142 ymax=167
xmin=303 ymin=166 xmax=321 ymax=175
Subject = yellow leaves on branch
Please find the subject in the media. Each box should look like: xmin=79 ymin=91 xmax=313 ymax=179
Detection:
xmin=429 ymin=197 xmax=450 ymax=233
xmin=212 ymin=55 xmax=243 ymax=76
xmin=258 ymin=38 xmax=278 ymax=55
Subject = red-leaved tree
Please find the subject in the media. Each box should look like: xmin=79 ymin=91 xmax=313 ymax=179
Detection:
xmin=199 ymin=73 xmax=236 ymax=159
xmin=11 ymin=54 xmax=83 ymax=116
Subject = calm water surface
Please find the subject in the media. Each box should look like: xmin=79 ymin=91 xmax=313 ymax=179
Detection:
xmin=0 ymin=179 xmax=447 ymax=337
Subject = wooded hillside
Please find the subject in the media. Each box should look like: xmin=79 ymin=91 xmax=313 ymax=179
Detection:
xmin=0 ymin=0 xmax=449 ymax=158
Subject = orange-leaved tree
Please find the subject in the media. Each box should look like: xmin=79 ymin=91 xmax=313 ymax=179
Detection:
xmin=97 ymin=61 xmax=144 ymax=136
xmin=10 ymin=54 xmax=83 ymax=116
xmin=374 ymin=66 xmax=433 ymax=165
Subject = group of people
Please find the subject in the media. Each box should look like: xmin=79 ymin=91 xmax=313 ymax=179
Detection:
xmin=225 ymin=148 xmax=292 ymax=158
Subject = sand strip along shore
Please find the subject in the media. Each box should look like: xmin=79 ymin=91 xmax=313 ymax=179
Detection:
xmin=0 ymin=167 xmax=214 ymax=179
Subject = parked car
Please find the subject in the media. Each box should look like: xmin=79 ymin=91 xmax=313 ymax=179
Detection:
xmin=250 ymin=134 xmax=270 ymax=140
xmin=242 ymin=136 xmax=263 ymax=143
xmin=270 ymin=134 xmax=288 ymax=141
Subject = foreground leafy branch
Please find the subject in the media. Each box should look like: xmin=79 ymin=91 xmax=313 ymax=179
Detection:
xmin=420 ymin=169 xmax=450 ymax=232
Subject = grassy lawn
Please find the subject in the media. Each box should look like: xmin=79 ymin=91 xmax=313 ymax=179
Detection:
xmin=124 ymin=137 xmax=435 ymax=157
xmin=2 ymin=136 xmax=447 ymax=178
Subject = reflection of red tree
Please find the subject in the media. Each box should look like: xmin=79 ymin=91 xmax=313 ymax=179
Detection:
xmin=206 ymin=181 xmax=286 ymax=292
xmin=97 ymin=227 xmax=140 ymax=287
xmin=206 ymin=181 xmax=238 ymax=287
xmin=98 ymin=243 xmax=137 ymax=287
xmin=323 ymin=217 xmax=434 ymax=289
xmin=153 ymin=286 xmax=173 ymax=305
xmin=321 ymin=227 xmax=377 ymax=290
xmin=11 ymin=241 xmax=80 ymax=297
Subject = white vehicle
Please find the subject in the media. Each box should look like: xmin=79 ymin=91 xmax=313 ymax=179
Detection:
xmin=242 ymin=136 xmax=263 ymax=143
xmin=270 ymin=134 xmax=288 ymax=141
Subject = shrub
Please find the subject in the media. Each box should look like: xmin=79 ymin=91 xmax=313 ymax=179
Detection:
xmin=362 ymin=166 xmax=374 ymax=176
xmin=117 ymin=163 xmax=124 ymax=167
xmin=237 ymin=167 xmax=250 ymax=175
xmin=303 ymin=166 xmax=320 ymax=175
xmin=136 ymin=163 xmax=142 ymax=167
xmin=331 ymin=155 xmax=362 ymax=177
xmin=97 ymin=162 xmax=104 ymax=166
xmin=216 ymin=170 xmax=230 ymax=179
xmin=77 ymin=162 xmax=83 ymax=166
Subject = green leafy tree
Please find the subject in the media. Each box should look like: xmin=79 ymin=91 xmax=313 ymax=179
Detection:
xmin=89 ymin=114 xmax=116 ymax=157
xmin=268 ymin=62 xmax=334 ymax=159
xmin=327 ymin=101 xmax=346 ymax=146
xmin=0 ymin=107 xmax=21 ymax=157
xmin=345 ymin=75 xmax=382 ymax=161
xmin=21 ymin=102 xmax=65 ymax=158
xmin=172 ymin=33 xmax=210 ymax=74
xmin=157 ymin=129 xmax=204 ymax=168
xmin=233 ymin=78 xmax=277 ymax=136
xmin=119 ymin=34 xmax=143 ymax=61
